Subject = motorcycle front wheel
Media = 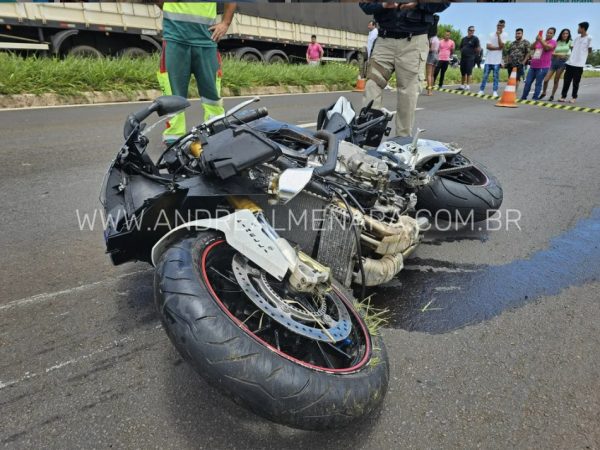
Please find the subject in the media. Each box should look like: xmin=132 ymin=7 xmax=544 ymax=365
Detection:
xmin=154 ymin=230 xmax=389 ymax=430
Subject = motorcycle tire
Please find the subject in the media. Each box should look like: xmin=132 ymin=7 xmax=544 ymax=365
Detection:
xmin=154 ymin=230 xmax=389 ymax=430
xmin=416 ymin=158 xmax=503 ymax=223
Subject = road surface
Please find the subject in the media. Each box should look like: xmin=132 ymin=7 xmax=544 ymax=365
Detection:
xmin=1 ymin=90 xmax=599 ymax=449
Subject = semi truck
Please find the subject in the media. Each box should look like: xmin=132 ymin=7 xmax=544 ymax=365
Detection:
xmin=0 ymin=2 xmax=368 ymax=63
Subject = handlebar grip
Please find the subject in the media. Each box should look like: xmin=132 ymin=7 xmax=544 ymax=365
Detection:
xmin=313 ymin=130 xmax=339 ymax=177
xmin=209 ymin=107 xmax=269 ymax=134
xmin=227 ymin=107 xmax=269 ymax=126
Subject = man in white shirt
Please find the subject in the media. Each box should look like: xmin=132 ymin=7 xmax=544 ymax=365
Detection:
xmin=367 ymin=20 xmax=378 ymax=59
xmin=478 ymin=20 xmax=508 ymax=98
xmin=560 ymin=21 xmax=592 ymax=103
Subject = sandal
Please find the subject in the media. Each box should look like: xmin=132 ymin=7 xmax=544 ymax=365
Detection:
xmin=548 ymin=95 xmax=554 ymax=102
xmin=558 ymin=98 xmax=566 ymax=102
xmin=568 ymin=99 xmax=576 ymax=104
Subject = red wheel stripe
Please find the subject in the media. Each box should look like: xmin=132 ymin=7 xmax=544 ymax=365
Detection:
xmin=201 ymin=240 xmax=372 ymax=374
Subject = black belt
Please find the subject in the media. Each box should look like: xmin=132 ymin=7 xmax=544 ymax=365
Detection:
xmin=379 ymin=30 xmax=424 ymax=40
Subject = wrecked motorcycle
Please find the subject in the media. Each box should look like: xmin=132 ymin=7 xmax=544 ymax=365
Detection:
xmin=101 ymin=96 xmax=391 ymax=430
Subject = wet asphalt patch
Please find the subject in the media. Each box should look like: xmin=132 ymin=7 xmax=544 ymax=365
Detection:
xmin=375 ymin=209 xmax=600 ymax=334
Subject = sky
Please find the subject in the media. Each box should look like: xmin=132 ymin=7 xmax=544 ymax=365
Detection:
xmin=440 ymin=3 xmax=599 ymax=44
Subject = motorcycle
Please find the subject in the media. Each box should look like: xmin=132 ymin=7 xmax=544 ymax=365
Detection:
xmin=101 ymin=95 xmax=502 ymax=429
xmin=101 ymin=96 xmax=391 ymax=430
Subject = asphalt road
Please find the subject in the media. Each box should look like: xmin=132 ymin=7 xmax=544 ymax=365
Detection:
xmin=1 ymin=89 xmax=599 ymax=449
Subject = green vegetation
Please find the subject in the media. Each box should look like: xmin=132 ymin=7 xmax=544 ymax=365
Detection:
xmin=0 ymin=53 xmax=358 ymax=96
xmin=0 ymin=53 xmax=597 ymax=97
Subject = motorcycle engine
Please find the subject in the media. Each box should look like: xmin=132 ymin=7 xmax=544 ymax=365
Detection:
xmin=335 ymin=141 xmax=389 ymax=186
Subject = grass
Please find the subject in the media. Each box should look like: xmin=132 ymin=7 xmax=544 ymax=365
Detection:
xmin=0 ymin=53 xmax=358 ymax=96
xmin=1 ymin=53 xmax=598 ymax=97
xmin=353 ymin=294 xmax=389 ymax=337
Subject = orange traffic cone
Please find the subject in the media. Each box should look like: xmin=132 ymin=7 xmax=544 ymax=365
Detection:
xmin=353 ymin=78 xmax=366 ymax=92
xmin=495 ymin=67 xmax=518 ymax=108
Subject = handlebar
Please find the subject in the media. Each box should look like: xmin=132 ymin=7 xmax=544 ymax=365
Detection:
xmin=313 ymin=130 xmax=339 ymax=177
xmin=352 ymin=114 xmax=389 ymax=133
xmin=208 ymin=107 xmax=269 ymax=134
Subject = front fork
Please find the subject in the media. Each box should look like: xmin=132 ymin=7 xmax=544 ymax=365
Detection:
xmin=226 ymin=196 xmax=332 ymax=295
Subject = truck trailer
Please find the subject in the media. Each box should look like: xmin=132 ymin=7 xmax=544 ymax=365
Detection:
xmin=0 ymin=2 xmax=368 ymax=63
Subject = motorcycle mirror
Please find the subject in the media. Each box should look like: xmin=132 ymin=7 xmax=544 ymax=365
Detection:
xmin=153 ymin=95 xmax=191 ymax=117
xmin=276 ymin=168 xmax=314 ymax=204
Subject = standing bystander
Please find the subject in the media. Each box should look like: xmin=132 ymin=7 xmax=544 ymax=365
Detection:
xmin=540 ymin=28 xmax=572 ymax=101
xmin=426 ymin=21 xmax=440 ymax=96
xmin=521 ymin=28 xmax=556 ymax=100
xmin=559 ymin=22 xmax=592 ymax=103
xmin=458 ymin=26 xmax=480 ymax=91
xmin=433 ymin=30 xmax=455 ymax=88
xmin=478 ymin=20 xmax=508 ymax=98
xmin=505 ymin=28 xmax=530 ymax=90
xmin=306 ymin=35 xmax=324 ymax=66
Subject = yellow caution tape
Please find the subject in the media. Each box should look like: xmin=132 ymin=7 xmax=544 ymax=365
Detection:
xmin=433 ymin=87 xmax=600 ymax=114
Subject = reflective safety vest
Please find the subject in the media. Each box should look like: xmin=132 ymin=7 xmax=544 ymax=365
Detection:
xmin=163 ymin=2 xmax=217 ymax=27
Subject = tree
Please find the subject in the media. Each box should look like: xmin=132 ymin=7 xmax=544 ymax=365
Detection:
xmin=587 ymin=49 xmax=600 ymax=66
xmin=438 ymin=24 xmax=462 ymax=53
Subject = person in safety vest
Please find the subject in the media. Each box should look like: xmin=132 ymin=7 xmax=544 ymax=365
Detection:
xmin=156 ymin=1 xmax=237 ymax=144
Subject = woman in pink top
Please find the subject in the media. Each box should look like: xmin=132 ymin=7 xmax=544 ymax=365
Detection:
xmin=433 ymin=31 xmax=455 ymax=88
xmin=520 ymin=28 xmax=556 ymax=100
xmin=306 ymin=35 xmax=324 ymax=66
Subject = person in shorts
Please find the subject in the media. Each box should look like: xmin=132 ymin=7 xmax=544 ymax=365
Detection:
xmin=458 ymin=26 xmax=480 ymax=90
xmin=540 ymin=28 xmax=572 ymax=101
xmin=306 ymin=35 xmax=324 ymax=66
xmin=426 ymin=19 xmax=440 ymax=96
xmin=505 ymin=28 xmax=530 ymax=90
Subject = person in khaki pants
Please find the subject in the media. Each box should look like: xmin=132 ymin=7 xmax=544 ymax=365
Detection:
xmin=359 ymin=1 xmax=450 ymax=137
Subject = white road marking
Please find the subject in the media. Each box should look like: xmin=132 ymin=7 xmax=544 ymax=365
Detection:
xmin=434 ymin=286 xmax=462 ymax=292
xmin=403 ymin=265 xmax=477 ymax=274
xmin=0 ymin=269 xmax=150 ymax=313
xmin=297 ymin=122 xmax=317 ymax=128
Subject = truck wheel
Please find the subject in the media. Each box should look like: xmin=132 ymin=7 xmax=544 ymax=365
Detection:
xmin=68 ymin=45 xmax=103 ymax=58
xmin=118 ymin=47 xmax=149 ymax=58
xmin=263 ymin=49 xmax=288 ymax=64
xmin=234 ymin=47 xmax=263 ymax=63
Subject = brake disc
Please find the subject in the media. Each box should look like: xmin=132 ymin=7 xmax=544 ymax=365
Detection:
xmin=231 ymin=254 xmax=352 ymax=343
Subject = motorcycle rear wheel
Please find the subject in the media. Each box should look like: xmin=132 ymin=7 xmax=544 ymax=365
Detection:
xmin=417 ymin=156 xmax=503 ymax=223
xmin=154 ymin=231 xmax=389 ymax=430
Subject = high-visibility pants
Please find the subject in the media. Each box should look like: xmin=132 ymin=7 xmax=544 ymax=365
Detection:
xmin=157 ymin=40 xmax=224 ymax=143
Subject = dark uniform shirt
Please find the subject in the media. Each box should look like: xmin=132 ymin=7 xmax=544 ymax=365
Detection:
xmin=460 ymin=35 xmax=480 ymax=59
xmin=359 ymin=2 xmax=450 ymax=36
